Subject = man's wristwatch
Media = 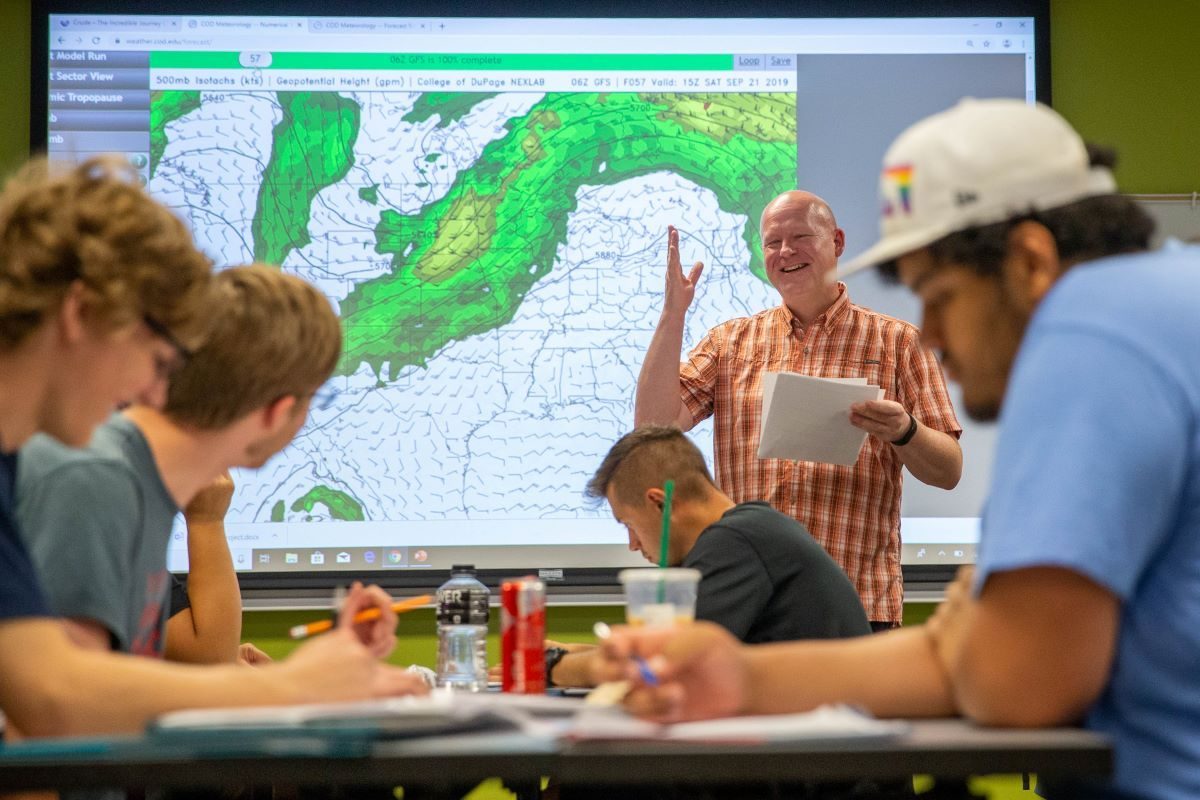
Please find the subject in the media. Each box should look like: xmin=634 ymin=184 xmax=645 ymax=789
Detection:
xmin=545 ymin=646 xmax=569 ymax=687
xmin=892 ymin=412 xmax=919 ymax=446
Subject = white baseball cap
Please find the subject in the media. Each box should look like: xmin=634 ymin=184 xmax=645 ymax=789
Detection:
xmin=840 ymin=98 xmax=1117 ymax=277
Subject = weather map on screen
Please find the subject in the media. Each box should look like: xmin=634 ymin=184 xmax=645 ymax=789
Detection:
xmin=40 ymin=13 xmax=1038 ymax=575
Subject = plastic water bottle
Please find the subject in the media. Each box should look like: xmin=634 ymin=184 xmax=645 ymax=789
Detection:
xmin=435 ymin=564 xmax=490 ymax=691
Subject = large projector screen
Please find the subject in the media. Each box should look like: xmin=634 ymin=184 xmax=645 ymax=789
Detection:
xmin=31 ymin=0 xmax=1049 ymax=591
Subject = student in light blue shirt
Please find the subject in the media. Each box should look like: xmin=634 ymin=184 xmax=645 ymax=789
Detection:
xmin=598 ymin=99 xmax=1199 ymax=800
xmin=969 ymin=238 xmax=1200 ymax=800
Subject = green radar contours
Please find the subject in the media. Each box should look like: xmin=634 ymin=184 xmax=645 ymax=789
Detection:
xmin=253 ymin=92 xmax=361 ymax=266
xmin=148 ymin=90 xmax=201 ymax=178
xmin=402 ymin=93 xmax=500 ymax=127
xmin=358 ymin=184 xmax=380 ymax=205
xmin=338 ymin=91 xmax=796 ymax=380
xmin=289 ymin=486 xmax=365 ymax=522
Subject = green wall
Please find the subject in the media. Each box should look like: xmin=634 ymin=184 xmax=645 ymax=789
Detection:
xmin=245 ymin=601 xmax=936 ymax=668
xmin=244 ymin=605 xmax=630 ymax=667
xmin=1051 ymin=0 xmax=1200 ymax=193
xmin=2 ymin=0 xmax=1195 ymax=657
xmin=0 ymin=2 xmax=30 ymax=177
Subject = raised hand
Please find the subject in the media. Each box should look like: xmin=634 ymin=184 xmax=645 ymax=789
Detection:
xmin=184 ymin=470 xmax=235 ymax=526
xmin=663 ymin=225 xmax=705 ymax=318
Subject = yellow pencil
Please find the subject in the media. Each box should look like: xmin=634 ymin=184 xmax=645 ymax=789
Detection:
xmin=288 ymin=593 xmax=432 ymax=639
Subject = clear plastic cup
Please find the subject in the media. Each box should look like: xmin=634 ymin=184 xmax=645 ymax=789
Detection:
xmin=618 ymin=567 xmax=701 ymax=628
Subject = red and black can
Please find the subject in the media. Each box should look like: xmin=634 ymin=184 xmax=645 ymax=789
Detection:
xmin=500 ymin=576 xmax=546 ymax=693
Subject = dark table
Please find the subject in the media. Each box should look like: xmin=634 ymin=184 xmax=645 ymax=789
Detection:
xmin=0 ymin=719 xmax=1111 ymax=794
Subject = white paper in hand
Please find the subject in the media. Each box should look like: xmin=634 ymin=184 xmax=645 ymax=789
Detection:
xmin=758 ymin=371 xmax=884 ymax=466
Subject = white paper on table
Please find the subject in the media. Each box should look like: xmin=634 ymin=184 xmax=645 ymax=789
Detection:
xmin=153 ymin=695 xmax=464 ymax=730
xmin=665 ymin=705 xmax=908 ymax=742
xmin=565 ymin=704 xmax=908 ymax=744
xmin=758 ymin=371 xmax=885 ymax=466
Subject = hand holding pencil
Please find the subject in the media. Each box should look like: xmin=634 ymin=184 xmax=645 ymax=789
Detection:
xmin=290 ymin=585 xmax=432 ymax=658
xmin=290 ymin=582 xmax=417 ymax=659
xmin=278 ymin=584 xmax=430 ymax=700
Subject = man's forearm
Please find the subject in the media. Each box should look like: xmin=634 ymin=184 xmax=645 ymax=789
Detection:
xmin=0 ymin=619 xmax=302 ymax=737
xmin=893 ymin=423 xmax=962 ymax=490
xmin=635 ymin=311 xmax=689 ymax=427
xmin=552 ymin=648 xmax=600 ymax=688
xmin=742 ymin=627 xmax=957 ymax=719
xmin=166 ymin=520 xmax=241 ymax=664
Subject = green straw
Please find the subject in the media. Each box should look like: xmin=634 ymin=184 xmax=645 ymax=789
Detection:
xmin=658 ymin=480 xmax=674 ymax=602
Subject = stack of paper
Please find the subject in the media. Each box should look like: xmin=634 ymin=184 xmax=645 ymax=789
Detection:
xmin=152 ymin=694 xmax=506 ymax=740
xmin=758 ymin=371 xmax=884 ymax=466
xmin=150 ymin=691 xmax=586 ymax=741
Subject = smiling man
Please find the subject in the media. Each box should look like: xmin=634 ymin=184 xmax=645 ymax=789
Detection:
xmin=634 ymin=194 xmax=963 ymax=628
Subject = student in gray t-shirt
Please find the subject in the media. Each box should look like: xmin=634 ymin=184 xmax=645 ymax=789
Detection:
xmin=14 ymin=265 xmax=355 ymax=670
xmin=19 ymin=416 xmax=177 ymax=655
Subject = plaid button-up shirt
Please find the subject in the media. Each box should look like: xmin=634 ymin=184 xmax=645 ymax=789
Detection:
xmin=679 ymin=286 xmax=961 ymax=623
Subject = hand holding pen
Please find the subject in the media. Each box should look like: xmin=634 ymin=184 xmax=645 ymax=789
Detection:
xmin=593 ymin=620 xmax=750 ymax=724
xmin=593 ymin=621 xmax=659 ymax=686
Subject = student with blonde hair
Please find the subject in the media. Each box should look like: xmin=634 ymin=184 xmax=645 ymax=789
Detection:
xmin=17 ymin=265 xmax=359 ymax=669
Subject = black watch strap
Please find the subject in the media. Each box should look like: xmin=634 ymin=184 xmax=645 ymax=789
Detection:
xmin=892 ymin=413 xmax=919 ymax=446
xmin=545 ymin=646 xmax=569 ymax=687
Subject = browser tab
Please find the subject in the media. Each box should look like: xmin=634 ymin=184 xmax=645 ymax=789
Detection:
xmin=53 ymin=15 xmax=182 ymax=31
xmin=183 ymin=17 xmax=305 ymax=32
xmin=308 ymin=17 xmax=422 ymax=34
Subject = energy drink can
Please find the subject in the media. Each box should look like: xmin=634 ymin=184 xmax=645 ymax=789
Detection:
xmin=500 ymin=576 xmax=546 ymax=693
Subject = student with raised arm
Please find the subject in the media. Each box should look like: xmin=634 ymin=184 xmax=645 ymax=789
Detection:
xmin=636 ymin=194 xmax=962 ymax=629
xmin=0 ymin=157 xmax=423 ymax=739
xmin=602 ymin=99 xmax=1199 ymax=800
xmin=16 ymin=265 xmax=361 ymax=670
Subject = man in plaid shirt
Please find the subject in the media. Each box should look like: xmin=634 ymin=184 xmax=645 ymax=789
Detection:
xmin=635 ymin=192 xmax=962 ymax=628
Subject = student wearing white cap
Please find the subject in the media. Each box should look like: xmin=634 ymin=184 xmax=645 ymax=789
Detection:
xmin=598 ymin=98 xmax=1200 ymax=800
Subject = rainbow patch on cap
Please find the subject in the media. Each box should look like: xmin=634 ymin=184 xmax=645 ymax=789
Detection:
xmin=881 ymin=165 xmax=914 ymax=217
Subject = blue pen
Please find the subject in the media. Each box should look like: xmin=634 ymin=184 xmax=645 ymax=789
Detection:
xmin=633 ymin=655 xmax=660 ymax=687
xmin=593 ymin=621 xmax=659 ymax=686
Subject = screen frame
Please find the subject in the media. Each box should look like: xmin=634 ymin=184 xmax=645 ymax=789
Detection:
xmin=29 ymin=0 xmax=1051 ymax=597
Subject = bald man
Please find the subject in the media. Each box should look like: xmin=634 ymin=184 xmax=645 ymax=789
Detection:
xmin=635 ymin=192 xmax=962 ymax=628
